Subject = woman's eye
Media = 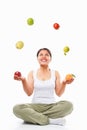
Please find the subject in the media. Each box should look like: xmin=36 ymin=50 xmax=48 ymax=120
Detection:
xmin=39 ymin=53 xmax=49 ymax=56
xmin=46 ymin=54 xmax=49 ymax=56
xmin=39 ymin=54 xmax=43 ymax=56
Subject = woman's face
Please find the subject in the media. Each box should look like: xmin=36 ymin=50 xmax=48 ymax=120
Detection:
xmin=37 ymin=50 xmax=52 ymax=66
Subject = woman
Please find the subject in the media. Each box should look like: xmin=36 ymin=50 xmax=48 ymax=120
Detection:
xmin=13 ymin=48 xmax=74 ymax=125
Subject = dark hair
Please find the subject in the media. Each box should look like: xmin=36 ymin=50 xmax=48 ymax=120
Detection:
xmin=36 ymin=48 xmax=52 ymax=57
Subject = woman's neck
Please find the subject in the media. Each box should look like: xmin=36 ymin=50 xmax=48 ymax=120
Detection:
xmin=37 ymin=66 xmax=51 ymax=80
xmin=39 ymin=66 xmax=50 ymax=72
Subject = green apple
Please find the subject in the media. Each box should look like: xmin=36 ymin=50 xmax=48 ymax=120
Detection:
xmin=27 ymin=18 xmax=34 ymax=25
xmin=16 ymin=41 xmax=24 ymax=49
xmin=63 ymin=46 xmax=70 ymax=55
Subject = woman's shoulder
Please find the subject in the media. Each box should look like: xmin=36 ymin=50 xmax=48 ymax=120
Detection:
xmin=28 ymin=69 xmax=37 ymax=77
xmin=52 ymin=70 xmax=60 ymax=76
xmin=50 ymin=69 xmax=59 ymax=77
xmin=27 ymin=70 xmax=34 ymax=78
xmin=27 ymin=70 xmax=36 ymax=80
xmin=51 ymin=69 xmax=59 ymax=74
xmin=28 ymin=70 xmax=33 ymax=74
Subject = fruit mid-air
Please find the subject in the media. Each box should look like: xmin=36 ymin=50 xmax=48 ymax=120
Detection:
xmin=63 ymin=46 xmax=70 ymax=55
xmin=27 ymin=18 xmax=34 ymax=25
xmin=53 ymin=23 xmax=60 ymax=30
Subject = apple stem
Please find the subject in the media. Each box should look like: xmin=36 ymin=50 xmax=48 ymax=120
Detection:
xmin=64 ymin=52 xmax=67 ymax=55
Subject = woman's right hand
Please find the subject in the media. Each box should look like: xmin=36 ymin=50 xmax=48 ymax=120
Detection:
xmin=14 ymin=71 xmax=25 ymax=81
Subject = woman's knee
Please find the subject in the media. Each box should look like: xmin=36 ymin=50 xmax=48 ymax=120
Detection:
xmin=58 ymin=100 xmax=73 ymax=113
xmin=65 ymin=100 xmax=73 ymax=113
xmin=13 ymin=104 xmax=21 ymax=115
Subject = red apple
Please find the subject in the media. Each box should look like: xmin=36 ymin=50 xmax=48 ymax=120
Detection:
xmin=53 ymin=23 xmax=60 ymax=30
xmin=14 ymin=71 xmax=21 ymax=77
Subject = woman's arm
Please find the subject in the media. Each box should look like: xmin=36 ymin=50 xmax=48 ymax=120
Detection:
xmin=55 ymin=71 xmax=74 ymax=97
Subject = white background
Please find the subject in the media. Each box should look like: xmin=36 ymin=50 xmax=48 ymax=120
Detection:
xmin=0 ymin=0 xmax=87 ymax=130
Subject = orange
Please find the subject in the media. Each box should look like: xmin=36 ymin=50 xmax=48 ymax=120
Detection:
xmin=65 ymin=74 xmax=75 ymax=80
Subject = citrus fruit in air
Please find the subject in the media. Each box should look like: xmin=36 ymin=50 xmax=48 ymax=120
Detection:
xmin=16 ymin=41 xmax=24 ymax=49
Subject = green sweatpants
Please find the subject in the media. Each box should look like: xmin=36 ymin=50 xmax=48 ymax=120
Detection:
xmin=13 ymin=100 xmax=73 ymax=125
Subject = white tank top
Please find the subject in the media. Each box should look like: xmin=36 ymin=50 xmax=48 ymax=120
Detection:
xmin=32 ymin=70 xmax=56 ymax=104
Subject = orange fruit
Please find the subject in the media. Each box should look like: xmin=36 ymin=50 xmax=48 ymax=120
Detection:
xmin=65 ymin=74 xmax=75 ymax=80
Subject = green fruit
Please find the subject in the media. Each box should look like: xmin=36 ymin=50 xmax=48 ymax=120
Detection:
xmin=16 ymin=41 xmax=24 ymax=49
xmin=63 ymin=46 xmax=70 ymax=55
xmin=27 ymin=18 xmax=34 ymax=25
